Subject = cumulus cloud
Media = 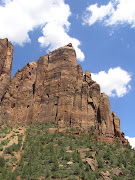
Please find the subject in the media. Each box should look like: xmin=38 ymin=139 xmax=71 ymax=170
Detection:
xmin=0 ymin=0 xmax=84 ymax=61
xmin=83 ymin=0 xmax=135 ymax=28
xmin=38 ymin=22 xmax=85 ymax=61
xmin=125 ymin=136 xmax=135 ymax=149
xmin=83 ymin=2 xmax=114 ymax=25
xmin=91 ymin=67 xmax=131 ymax=97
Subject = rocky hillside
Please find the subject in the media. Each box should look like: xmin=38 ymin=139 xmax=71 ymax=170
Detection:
xmin=0 ymin=122 xmax=135 ymax=180
xmin=0 ymin=39 xmax=128 ymax=144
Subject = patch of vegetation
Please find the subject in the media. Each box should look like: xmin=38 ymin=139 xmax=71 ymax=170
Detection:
xmin=1 ymin=139 xmax=10 ymax=146
xmin=0 ymin=122 xmax=135 ymax=179
xmin=3 ymin=127 xmax=10 ymax=134
xmin=4 ymin=135 xmax=23 ymax=155
xmin=0 ymin=144 xmax=3 ymax=151
xmin=0 ymin=77 xmax=3 ymax=82
xmin=0 ymin=157 xmax=5 ymax=167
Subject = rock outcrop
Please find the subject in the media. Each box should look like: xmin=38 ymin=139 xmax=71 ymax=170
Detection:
xmin=0 ymin=40 xmax=128 ymax=144
xmin=0 ymin=38 xmax=13 ymax=101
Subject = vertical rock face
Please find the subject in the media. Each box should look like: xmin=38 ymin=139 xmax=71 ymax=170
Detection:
xmin=36 ymin=45 xmax=78 ymax=125
xmin=99 ymin=93 xmax=114 ymax=137
xmin=112 ymin=112 xmax=122 ymax=137
xmin=0 ymin=38 xmax=13 ymax=101
xmin=0 ymin=41 xmax=127 ymax=144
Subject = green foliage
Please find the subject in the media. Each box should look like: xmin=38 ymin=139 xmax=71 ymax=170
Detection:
xmin=0 ymin=145 xmax=3 ymax=151
xmin=3 ymin=127 xmax=8 ymax=134
xmin=11 ymin=157 xmax=17 ymax=164
xmin=65 ymin=154 xmax=71 ymax=161
xmin=1 ymin=122 xmax=135 ymax=179
xmin=4 ymin=143 xmax=15 ymax=155
xmin=80 ymin=169 xmax=86 ymax=179
xmin=58 ymin=116 xmax=61 ymax=121
xmin=73 ymin=163 xmax=80 ymax=175
xmin=0 ymin=157 xmax=5 ymax=167
xmin=0 ymin=77 xmax=3 ymax=82
xmin=51 ymin=157 xmax=59 ymax=171
xmin=1 ymin=139 xmax=9 ymax=145
xmin=88 ymin=125 xmax=96 ymax=135
xmin=97 ymin=156 xmax=103 ymax=168
xmin=72 ymin=150 xmax=81 ymax=163
xmin=4 ymin=135 xmax=23 ymax=155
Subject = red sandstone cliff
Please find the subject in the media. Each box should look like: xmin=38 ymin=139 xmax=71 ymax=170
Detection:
xmin=0 ymin=40 xmax=128 ymax=144
xmin=0 ymin=38 xmax=13 ymax=101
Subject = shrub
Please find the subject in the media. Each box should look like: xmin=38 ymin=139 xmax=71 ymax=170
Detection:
xmin=4 ymin=145 xmax=15 ymax=155
xmin=73 ymin=163 xmax=80 ymax=175
xmin=88 ymin=125 xmax=96 ymax=135
xmin=0 ymin=145 xmax=3 ymax=151
xmin=1 ymin=139 xmax=9 ymax=145
xmin=85 ymin=163 xmax=90 ymax=172
xmin=0 ymin=157 xmax=5 ymax=167
xmin=0 ymin=77 xmax=3 ymax=82
xmin=97 ymin=157 xmax=104 ymax=168
xmin=51 ymin=158 xmax=59 ymax=171
xmin=129 ymin=166 xmax=135 ymax=177
xmin=68 ymin=175 xmax=78 ymax=180
xmin=80 ymin=169 xmax=86 ymax=179
xmin=44 ymin=169 xmax=50 ymax=178
xmin=103 ymin=150 xmax=111 ymax=161
xmin=65 ymin=154 xmax=71 ymax=161
xmin=4 ymin=141 xmax=21 ymax=154
xmin=3 ymin=127 xmax=9 ymax=134
xmin=69 ymin=142 xmax=73 ymax=150
xmin=72 ymin=151 xmax=81 ymax=163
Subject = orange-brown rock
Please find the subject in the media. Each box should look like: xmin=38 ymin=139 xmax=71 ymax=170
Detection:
xmin=112 ymin=112 xmax=121 ymax=136
xmin=112 ymin=168 xmax=122 ymax=176
xmin=100 ymin=171 xmax=110 ymax=180
xmin=85 ymin=158 xmax=98 ymax=171
xmin=0 ymin=41 xmax=128 ymax=144
xmin=98 ymin=93 xmax=115 ymax=137
xmin=0 ymin=38 xmax=13 ymax=101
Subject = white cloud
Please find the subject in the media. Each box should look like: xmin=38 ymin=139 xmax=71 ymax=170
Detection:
xmin=83 ymin=0 xmax=135 ymax=28
xmin=83 ymin=2 xmax=114 ymax=25
xmin=38 ymin=22 xmax=85 ymax=61
xmin=125 ymin=136 xmax=135 ymax=149
xmin=91 ymin=67 xmax=131 ymax=97
xmin=0 ymin=0 xmax=84 ymax=61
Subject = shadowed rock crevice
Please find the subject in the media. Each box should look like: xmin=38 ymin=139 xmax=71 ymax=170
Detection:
xmin=97 ymin=107 xmax=101 ymax=124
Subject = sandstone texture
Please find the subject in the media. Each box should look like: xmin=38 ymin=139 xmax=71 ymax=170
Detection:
xmin=0 ymin=40 xmax=128 ymax=144
xmin=0 ymin=38 xmax=13 ymax=101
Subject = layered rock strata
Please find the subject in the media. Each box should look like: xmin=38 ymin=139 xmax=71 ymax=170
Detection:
xmin=0 ymin=40 xmax=128 ymax=144
xmin=0 ymin=38 xmax=13 ymax=101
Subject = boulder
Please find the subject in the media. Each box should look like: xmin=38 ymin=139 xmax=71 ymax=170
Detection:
xmin=100 ymin=171 xmax=111 ymax=180
xmin=112 ymin=168 xmax=122 ymax=176
xmin=85 ymin=158 xmax=98 ymax=171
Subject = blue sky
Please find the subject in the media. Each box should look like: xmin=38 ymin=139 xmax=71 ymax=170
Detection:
xmin=0 ymin=0 xmax=135 ymax=147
